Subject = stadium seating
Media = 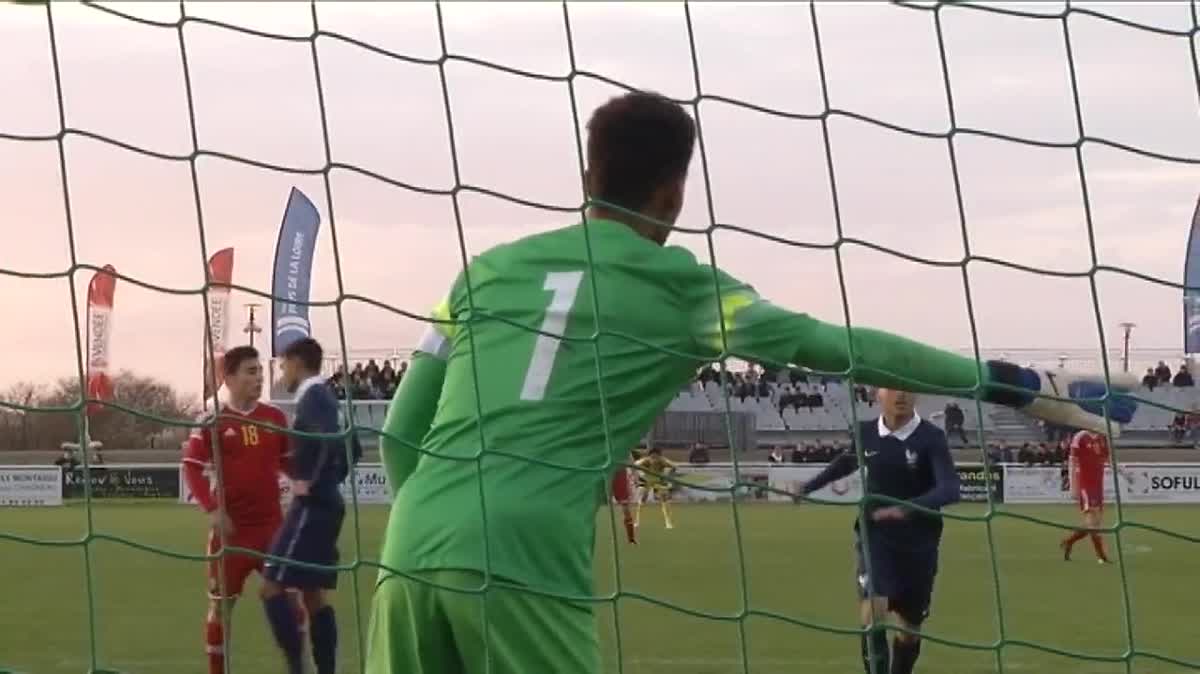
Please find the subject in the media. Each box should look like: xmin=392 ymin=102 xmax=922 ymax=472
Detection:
xmin=272 ymin=376 xmax=1200 ymax=449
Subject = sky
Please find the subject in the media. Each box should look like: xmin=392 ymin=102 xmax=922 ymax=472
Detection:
xmin=2 ymin=1 xmax=1200 ymax=397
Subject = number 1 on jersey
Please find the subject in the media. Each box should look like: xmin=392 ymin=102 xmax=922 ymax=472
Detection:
xmin=520 ymin=271 xmax=585 ymax=401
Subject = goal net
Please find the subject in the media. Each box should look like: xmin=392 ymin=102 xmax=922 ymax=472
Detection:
xmin=2 ymin=2 xmax=1199 ymax=673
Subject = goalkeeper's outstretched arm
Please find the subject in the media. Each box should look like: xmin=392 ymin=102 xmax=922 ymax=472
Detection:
xmin=696 ymin=267 xmax=1138 ymax=434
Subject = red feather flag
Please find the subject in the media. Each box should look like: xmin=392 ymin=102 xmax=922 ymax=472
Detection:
xmin=203 ymin=248 xmax=235 ymax=400
xmin=85 ymin=265 xmax=117 ymax=416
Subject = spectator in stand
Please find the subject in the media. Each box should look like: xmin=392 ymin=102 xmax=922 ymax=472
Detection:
xmin=54 ymin=446 xmax=79 ymax=472
xmin=735 ymin=375 xmax=752 ymax=402
xmin=1174 ymin=365 xmax=1194 ymax=387
xmin=397 ymin=360 xmax=408 ymax=382
xmin=1032 ymin=443 xmax=1049 ymax=464
xmin=351 ymin=362 xmax=365 ymax=381
xmin=688 ymin=442 xmax=710 ymax=465
xmin=768 ymin=448 xmax=784 ymax=464
xmin=365 ymin=358 xmax=381 ymax=382
xmin=1171 ymin=413 xmax=1187 ymax=444
xmin=1141 ymin=368 xmax=1158 ymax=390
xmin=367 ymin=377 xmax=385 ymax=401
xmin=1017 ymin=443 xmax=1035 ymax=465
xmin=327 ymin=371 xmax=346 ymax=400
xmin=1052 ymin=441 xmax=1067 ymax=465
xmin=756 ymin=377 xmax=771 ymax=400
xmin=1189 ymin=408 xmax=1200 ymax=448
xmin=778 ymin=385 xmax=801 ymax=414
xmin=380 ymin=370 xmax=398 ymax=399
xmin=808 ymin=389 xmax=825 ymax=409
xmin=986 ymin=443 xmax=1003 ymax=465
xmin=351 ymin=372 xmax=371 ymax=400
xmin=789 ymin=445 xmax=805 ymax=463
xmin=1156 ymin=361 xmax=1172 ymax=384
xmin=697 ymin=365 xmax=717 ymax=386
xmin=942 ymin=402 xmax=968 ymax=446
xmin=996 ymin=440 xmax=1013 ymax=463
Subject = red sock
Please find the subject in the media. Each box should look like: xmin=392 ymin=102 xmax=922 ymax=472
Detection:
xmin=206 ymin=615 xmax=225 ymax=674
xmin=1089 ymin=533 xmax=1109 ymax=562
xmin=1063 ymin=529 xmax=1087 ymax=551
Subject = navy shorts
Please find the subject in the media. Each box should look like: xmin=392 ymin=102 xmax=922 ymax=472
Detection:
xmin=854 ymin=533 xmax=939 ymax=626
xmin=264 ymin=499 xmax=344 ymax=590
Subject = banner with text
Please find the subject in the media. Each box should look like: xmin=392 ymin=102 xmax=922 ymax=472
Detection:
xmin=955 ymin=464 xmax=1004 ymax=503
xmin=1002 ymin=463 xmax=1200 ymax=504
xmin=0 ymin=466 xmax=63 ymax=506
xmin=63 ymin=464 xmax=179 ymax=499
xmin=179 ymin=462 xmax=391 ymax=506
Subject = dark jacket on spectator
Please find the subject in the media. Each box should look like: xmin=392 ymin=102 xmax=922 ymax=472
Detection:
xmin=1157 ymin=363 xmax=1172 ymax=383
xmin=1174 ymin=368 xmax=1194 ymax=387
xmin=1142 ymin=369 xmax=1157 ymax=390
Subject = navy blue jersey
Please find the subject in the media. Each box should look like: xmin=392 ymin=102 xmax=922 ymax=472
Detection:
xmin=805 ymin=417 xmax=959 ymax=548
xmin=290 ymin=379 xmax=360 ymax=506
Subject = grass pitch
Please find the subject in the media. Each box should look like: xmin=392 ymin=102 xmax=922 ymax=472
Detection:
xmin=2 ymin=500 xmax=1199 ymax=674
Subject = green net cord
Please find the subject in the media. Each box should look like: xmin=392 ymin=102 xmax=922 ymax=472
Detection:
xmin=4 ymin=1 xmax=1200 ymax=672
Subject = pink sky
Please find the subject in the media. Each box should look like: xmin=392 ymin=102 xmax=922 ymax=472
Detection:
xmin=3 ymin=1 xmax=1200 ymax=397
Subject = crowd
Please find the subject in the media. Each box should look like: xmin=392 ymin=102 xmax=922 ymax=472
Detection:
xmin=987 ymin=440 xmax=1067 ymax=466
xmin=694 ymin=364 xmax=874 ymax=414
xmin=327 ymin=359 xmax=407 ymax=401
xmin=1141 ymin=361 xmax=1194 ymax=389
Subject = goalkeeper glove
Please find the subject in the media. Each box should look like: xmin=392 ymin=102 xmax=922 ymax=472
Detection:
xmin=985 ymin=361 xmax=1138 ymax=437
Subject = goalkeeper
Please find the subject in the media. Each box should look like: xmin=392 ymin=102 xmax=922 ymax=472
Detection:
xmin=365 ymin=91 xmax=1136 ymax=674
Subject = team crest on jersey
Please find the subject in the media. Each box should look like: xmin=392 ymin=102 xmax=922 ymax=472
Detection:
xmin=905 ymin=448 xmax=919 ymax=469
xmin=223 ymin=428 xmax=237 ymax=438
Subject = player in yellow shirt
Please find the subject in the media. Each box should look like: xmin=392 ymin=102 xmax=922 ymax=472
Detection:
xmin=634 ymin=448 xmax=677 ymax=529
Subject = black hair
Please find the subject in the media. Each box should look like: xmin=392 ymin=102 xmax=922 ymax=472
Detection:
xmin=585 ymin=91 xmax=696 ymax=213
xmin=223 ymin=345 xmax=259 ymax=376
xmin=282 ymin=337 xmax=324 ymax=373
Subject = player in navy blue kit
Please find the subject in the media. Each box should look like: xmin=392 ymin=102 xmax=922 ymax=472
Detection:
xmin=261 ymin=337 xmax=361 ymax=674
xmin=799 ymin=388 xmax=960 ymax=674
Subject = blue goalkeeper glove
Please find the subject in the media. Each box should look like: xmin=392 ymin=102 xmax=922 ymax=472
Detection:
xmin=985 ymin=361 xmax=1138 ymax=436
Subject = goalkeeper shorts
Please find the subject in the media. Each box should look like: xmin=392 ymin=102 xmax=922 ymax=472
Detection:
xmin=365 ymin=569 xmax=599 ymax=674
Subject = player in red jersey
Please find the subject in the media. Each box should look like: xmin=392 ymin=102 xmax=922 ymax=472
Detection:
xmin=1060 ymin=429 xmax=1114 ymax=563
xmin=611 ymin=458 xmax=637 ymax=545
xmin=182 ymin=346 xmax=294 ymax=674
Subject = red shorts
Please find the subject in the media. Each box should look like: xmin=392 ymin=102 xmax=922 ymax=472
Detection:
xmin=206 ymin=524 xmax=279 ymax=599
xmin=1078 ymin=487 xmax=1103 ymax=513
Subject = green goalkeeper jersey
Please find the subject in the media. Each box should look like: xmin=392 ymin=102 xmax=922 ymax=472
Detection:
xmin=379 ymin=218 xmax=990 ymax=598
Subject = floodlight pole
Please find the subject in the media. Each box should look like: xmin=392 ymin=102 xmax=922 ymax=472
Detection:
xmin=244 ymin=303 xmax=263 ymax=349
xmin=1119 ymin=322 xmax=1136 ymax=373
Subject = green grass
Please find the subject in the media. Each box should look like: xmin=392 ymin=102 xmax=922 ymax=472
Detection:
xmin=3 ymin=501 xmax=1200 ymax=673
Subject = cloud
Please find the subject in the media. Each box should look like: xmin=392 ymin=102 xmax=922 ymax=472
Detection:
xmin=3 ymin=1 xmax=1199 ymax=393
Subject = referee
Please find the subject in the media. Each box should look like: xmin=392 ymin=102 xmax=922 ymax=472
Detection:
xmin=799 ymin=388 xmax=960 ymax=674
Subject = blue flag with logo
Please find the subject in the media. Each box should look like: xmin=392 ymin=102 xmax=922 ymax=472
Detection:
xmin=271 ymin=187 xmax=321 ymax=357
xmin=1185 ymin=194 xmax=1200 ymax=354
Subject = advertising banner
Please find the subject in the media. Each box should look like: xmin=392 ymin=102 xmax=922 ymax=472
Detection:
xmin=0 ymin=466 xmax=63 ymax=506
xmin=1003 ymin=463 xmax=1200 ymax=504
xmin=63 ymin=464 xmax=179 ymax=499
xmin=955 ymin=463 xmax=1004 ymax=503
xmin=179 ymin=462 xmax=391 ymax=506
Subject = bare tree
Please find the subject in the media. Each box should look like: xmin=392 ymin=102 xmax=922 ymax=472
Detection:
xmin=0 ymin=382 xmax=43 ymax=451
xmin=3 ymin=372 xmax=198 ymax=451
